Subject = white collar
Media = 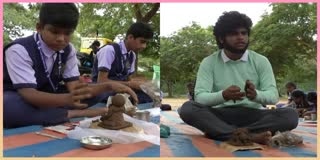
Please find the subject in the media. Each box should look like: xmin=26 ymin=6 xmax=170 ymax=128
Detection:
xmin=221 ymin=49 xmax=248 ymax=63
xmin=119 ymin=40 xmax=135 ymax=55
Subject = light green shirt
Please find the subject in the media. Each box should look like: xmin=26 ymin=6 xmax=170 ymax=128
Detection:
xmin=195 ymin=49 xmax=279 ymax=109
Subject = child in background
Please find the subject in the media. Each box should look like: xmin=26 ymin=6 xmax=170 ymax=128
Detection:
xmin=89 ymin=40 xmax=101 ymax=66
xmin=276 ymin=82 xmax=297 ymax=108
xmin=186 ymin=82 xmax=195 ymax=100
xmin=92 ymin=22 xmax=154 ymax=104
xmin=302 ymin=91 xmax=317 ymax=117
xmin=285 ymin=89 xmax=310 ymax=117
xmin=285 ymin=82 xmax=297 ymax=104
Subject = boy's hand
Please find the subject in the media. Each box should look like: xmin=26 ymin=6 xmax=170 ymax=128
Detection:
xmin=222 ymin=85 xmax=245 ymax=101
xmin=245 ymin=80 xmax=257 ymax=100
xmin=110 ymin=82 xmax=139 ymax=105
xmin=69 ymin=81 xmax=93 ymax=109
xmin=128 ymin=81 xmax=145 ymax=90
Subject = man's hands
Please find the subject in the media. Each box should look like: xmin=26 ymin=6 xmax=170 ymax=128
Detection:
xmin=222 ymin=85 xmax=245 ymax=102
xmin=245 ymin=80 xmax=257 ymax=100
xmin=222 ymin=80 xmax=257 ymax=102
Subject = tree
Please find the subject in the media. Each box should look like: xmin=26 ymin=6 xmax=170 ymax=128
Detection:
xmin=161 ymin=22 xmax=216 ymax=97
xmin=250 ymin=3 xmax=316 ymax=95
xmin=133 ymin=3 xmax=160 ymax=72
xmin=77 ymin=3 xmax=160 ymax=72
xmin=134 ymin=3 xmax=159 ymax=23
xmin=3 ymin=3 xmax=81 ymax=48
xmin=3 ymin=3 xmax=38 ymax=45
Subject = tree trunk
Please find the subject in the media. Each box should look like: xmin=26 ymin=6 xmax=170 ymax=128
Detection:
xmin=167 ymin=81 xmax=173 ymax=98
xmin=134 ymin=3 xmax=160 ymax=23
xmin=133 ymin=3 xmax=160 ymax=74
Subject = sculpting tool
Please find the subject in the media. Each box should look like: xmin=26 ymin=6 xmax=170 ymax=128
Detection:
xmin=35 ymin=132 xmax=63 ymax=139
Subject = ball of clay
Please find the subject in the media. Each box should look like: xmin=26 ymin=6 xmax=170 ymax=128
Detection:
xmin=112 ymin=94 xmax=126 ymax=107
xmin=228 ymin=128 xmax=253 ymax=146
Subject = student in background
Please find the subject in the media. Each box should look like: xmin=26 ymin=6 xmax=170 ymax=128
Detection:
xmin=285 ymin=89 xmax=310 ymax=117
xmin=92 ymin=22 xmax=154 ymax=104
xmin=89 ymin=40 xmax=101 ymax=64
xmin=302 ymin=91 xmax=317 ymax=117
xmin=285 ymin=81 xmax=297 ymax=104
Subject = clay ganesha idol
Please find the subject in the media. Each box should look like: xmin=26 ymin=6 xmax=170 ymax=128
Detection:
xmin=98 ymin=94 xmax=132 ymax=130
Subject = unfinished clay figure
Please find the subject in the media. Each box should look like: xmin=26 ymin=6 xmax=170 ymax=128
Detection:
xmin=106 ymin=93 xmax=137 ymax=117
xmin=98 ymin=94 xmax=132 ymax=130
xmin=270 ymin=131 xmax=303 ymax=147
xmin=227 ymin=128 xmax=254 ymax=146
xmin=140 ymin=82 xmax=161 ymax=107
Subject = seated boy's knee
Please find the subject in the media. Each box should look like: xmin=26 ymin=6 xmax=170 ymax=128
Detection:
xmin=4 ymin=91 xmax=22 ymax=106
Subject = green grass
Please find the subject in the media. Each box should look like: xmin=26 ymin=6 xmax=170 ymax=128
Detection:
xmin=136 ymin=71 xmax=153 ymax=80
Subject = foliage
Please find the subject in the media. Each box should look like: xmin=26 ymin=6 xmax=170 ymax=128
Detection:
xmin=3 ymin=3 xmax=85 ymax=49
xmin=250 ymin=3 xmax=316 ymax=96
xmin=77 ymin=3 xmax=160 ymax=59
xmin=160 ymin=22 xmax=217 ymax=97
xmin=3 ymin=3 xmax=38 ymax=45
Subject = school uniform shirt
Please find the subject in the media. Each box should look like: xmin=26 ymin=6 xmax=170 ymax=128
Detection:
xmin=5 ymin=33 xmax=80 ymax=89
xmin=96 ymin=41 xmax=136 ymax=75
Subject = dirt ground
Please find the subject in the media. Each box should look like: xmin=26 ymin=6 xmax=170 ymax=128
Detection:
xmin=162 ymin=98 xmax=288 ymax=110
xmin=162 ymin=98 xmax=188 ymax=110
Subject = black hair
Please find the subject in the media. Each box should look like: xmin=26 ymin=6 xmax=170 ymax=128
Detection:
xmin=213 ymin=11 xmax=253 ymax=49
xmin=291 ymin=89 xmax=306 ymax=99
xmin=285 ymin=81 xmax=297 ymax=89
xmin=126 ymin=22 xmax=154 ymax=39
xmin=91 ymin=40 xmax=100 ymax=47
xmin=286 ymin=81 xmax=297 ymax=97
xmin=307 ymin=91 xmax=317 ymax=103
xmin=39 ymin=3 xmax=79 ymax=29
xmin=291 ymin=89 xmax=310 ymax=108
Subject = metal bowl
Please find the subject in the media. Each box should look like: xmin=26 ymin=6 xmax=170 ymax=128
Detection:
xmin=80 ymin=136 xmax=112 ymax=150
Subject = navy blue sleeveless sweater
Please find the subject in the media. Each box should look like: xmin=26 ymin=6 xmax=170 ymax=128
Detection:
xmin=4 ymin=35 xmax=71 ymax=93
